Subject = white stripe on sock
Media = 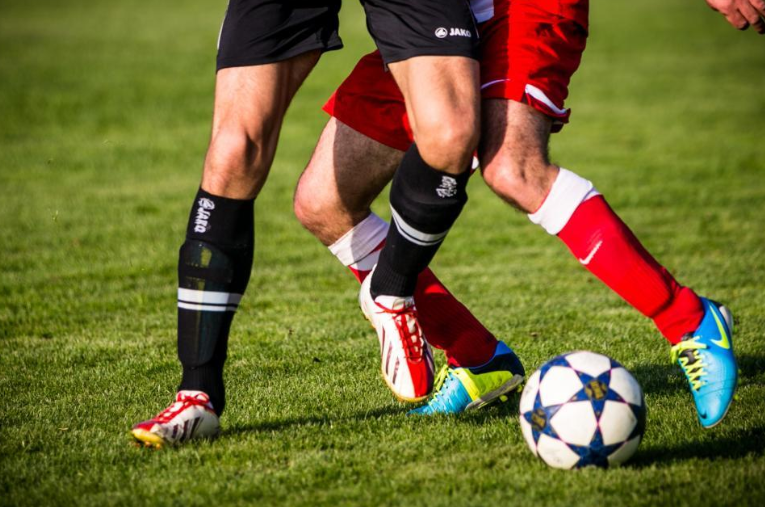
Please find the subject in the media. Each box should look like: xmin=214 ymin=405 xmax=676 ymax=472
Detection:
xmin=390 ymin=207 xmax=449 ymax=247
xmin=177 ymin=301 xmax=238 ymax=313
xmin=177 ymin=288 xmax=242 ymax=306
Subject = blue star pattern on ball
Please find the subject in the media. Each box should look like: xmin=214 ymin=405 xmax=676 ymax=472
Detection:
xmin=519 ymin=351 xmax=646 ymax=469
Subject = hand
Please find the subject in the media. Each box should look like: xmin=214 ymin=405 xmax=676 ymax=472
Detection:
xmin=706 ymin=0 xmax=765 ymax=33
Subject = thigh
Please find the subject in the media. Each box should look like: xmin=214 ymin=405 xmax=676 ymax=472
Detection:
xmin=387 ymin=55 xmax=480 ymax=147
xmin=324 ymin=51 xmax=413 ymax=152
xmin=362 ymin=1 xmax=482 ymax=172
xmin=211 ymin=53 xmax=319 ymax=138
xmin=361 ymin=0 xmax=478 ymax=65
xmin=204 ymin=51 xmax=321 ymax=199
xmin=217 ymin=0 xmax=343 ymax=70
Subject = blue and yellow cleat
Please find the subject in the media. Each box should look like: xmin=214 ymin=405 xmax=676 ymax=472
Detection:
xmin=409 ymin=341 xmax=525 ymax=415
xmin=670 ymin=297 xmax=737 ymax=428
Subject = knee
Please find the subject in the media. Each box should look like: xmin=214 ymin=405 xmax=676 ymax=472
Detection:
xmin=293 ymin=177 xmax=331 ymax=236
xmin=482 ymin=153 xmax=557 ymax=213
xmin=205 ymin=129 xmax=259 ymax=178
xmin=415 ymin=113 xmax=480 ymax=174
xmin=203 ymin=127 xmax=274 ymax=198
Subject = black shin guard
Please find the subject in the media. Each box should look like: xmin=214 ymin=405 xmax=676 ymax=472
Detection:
xmin=371 ymin=144 xmax=469 ymax=298
xmin=177 ymin=188 xmax=254 ymax=416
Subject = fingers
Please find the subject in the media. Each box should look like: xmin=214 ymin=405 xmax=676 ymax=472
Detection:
xmin=726 ymin=9 xmax=750 ymax=30
xmin=739 ymin=0 xmax=765 ymax=33
xmin=749 ymin=0 xmax=765 ymax=16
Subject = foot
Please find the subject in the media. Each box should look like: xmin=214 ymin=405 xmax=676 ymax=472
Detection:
xmin=670 ymin=298 xmax=737 ymax=428
xmin=409 ymin=341 xmax=525 ymax=415
xmin=131 ymin=390 xmax=220 ymax=448
xmin=359 ymin=269 xmax=434 ymax=402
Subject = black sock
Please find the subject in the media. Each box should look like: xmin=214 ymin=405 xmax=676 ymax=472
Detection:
xmin=371 ymin=144 xmax=469 ymax=298
xmin=176 ymin=188 xmax=254 ymax=416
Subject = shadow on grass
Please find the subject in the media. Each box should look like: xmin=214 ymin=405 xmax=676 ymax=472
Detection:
xmin=222 ymin=405 xmax=405 ymax=437
xmin=222 ymin=393 xmax=523 ymax=437
xmin=631 ymin=353 xmax=765 ymax=395
xmin=628 ymin=425 xmax=765 ymax=468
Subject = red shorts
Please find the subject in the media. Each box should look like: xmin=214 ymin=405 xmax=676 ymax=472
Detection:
xmin=324 ymin=0 xmax=589 ymax=151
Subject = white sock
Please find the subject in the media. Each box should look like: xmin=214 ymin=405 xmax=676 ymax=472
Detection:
xmin=328 ymin=213 xmax=389 ymax=272
xmin=528 ymin=168 xmax=600 ymax=235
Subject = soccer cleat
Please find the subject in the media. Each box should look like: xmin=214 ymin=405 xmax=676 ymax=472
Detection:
xmin=131 ymin=390 xmax=220 ymax=448
xmin=670 ymin=298 xmax=737 ymax=428
xmin=359 ymin=269 xmax=434 ymax=402
xmin=409 ymin=341 xmax=525 ymax=415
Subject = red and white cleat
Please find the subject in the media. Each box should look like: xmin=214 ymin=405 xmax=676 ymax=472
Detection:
xmin=131 ymin=390 xmax=220 ymax=448
xmin=359 ymin=269 xmax=434 ymax=402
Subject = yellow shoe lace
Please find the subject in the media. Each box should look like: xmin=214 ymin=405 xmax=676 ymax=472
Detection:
xmin=421 ymin=364 xmax=452 ymax=406
xmin=670 ymin=338 xmax=708 ymax=391
xmin=434 ymin=364 xmax=450 ymax=392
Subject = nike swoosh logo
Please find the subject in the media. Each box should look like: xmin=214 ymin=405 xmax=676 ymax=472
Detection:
xmin=709 ymin=303 xmax=731 ymax=349
xmin=578 ymin=240 xmax=603 ymax=266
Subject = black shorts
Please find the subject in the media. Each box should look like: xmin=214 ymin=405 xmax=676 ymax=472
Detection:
xmin=361 ymin=0 xmax=479 ymax=65
xmin=217 ymin=0 xmax=478 ymax=71
xmin=217 ymin=0 xmax=343 ymax=70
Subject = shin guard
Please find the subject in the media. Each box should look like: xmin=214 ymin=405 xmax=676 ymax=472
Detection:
xmin=372 ymin=144 xmax=469 ymax=298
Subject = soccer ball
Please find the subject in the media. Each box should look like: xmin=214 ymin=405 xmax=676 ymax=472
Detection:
xmin=519 ymin=351 xmax=646 ymax=469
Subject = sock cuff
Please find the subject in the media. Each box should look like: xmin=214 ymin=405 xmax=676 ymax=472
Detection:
xmin=328 ymin=213 xmax=389 ymax=267
xmin=528 ymin=168 xmax=600 ymax=235
xmin=187 ymin=187 xmax=255 ymax=246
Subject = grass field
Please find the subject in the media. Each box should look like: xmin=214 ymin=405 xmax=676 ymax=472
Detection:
xmin=1 ymin=0 xmax=764 ymax=505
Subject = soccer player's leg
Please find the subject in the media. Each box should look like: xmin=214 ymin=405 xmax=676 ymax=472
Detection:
xmin=133 ymin=56 xmax=320 ymax=448
xmin=132 ymin=0 xmax=341 ymax=447
xmin=360 ymin=1 xmax=481 ymax=350
xmin=294 ymin=52 xmax=524 ymax=409
xmin=477 ymin=0 xmax=736 ymax=427
xmin=296 ymin=119 xmax=434 ymax=402
xmin=371 ymin=56 xmax=479 ymax=302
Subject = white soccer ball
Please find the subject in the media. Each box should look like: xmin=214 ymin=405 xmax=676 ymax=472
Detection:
xmin=519 ymin=351 xmax=646 ymax=469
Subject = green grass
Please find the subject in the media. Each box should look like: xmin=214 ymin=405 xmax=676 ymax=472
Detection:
xmin=1 ymin=0 xmax=764 ymax=505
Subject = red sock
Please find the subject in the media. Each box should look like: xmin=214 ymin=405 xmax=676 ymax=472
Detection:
xmin=557 ymin=195 xmax=704 ymax=343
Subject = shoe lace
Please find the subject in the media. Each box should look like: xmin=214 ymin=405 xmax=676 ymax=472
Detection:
xmin=433 ymin=364 xmax=450 ymax=393
xmin=154 ymin=401 xmax=186 ymax=424
xmin=376 ymin=301 xmax=425 ymax=362
xmin=670 ymin=337 xmax=708 ymax=391
xmin=420 ymin=365 xmax=461 ymax=411
xmin=154 ymin=393 xmax=206 ymax=424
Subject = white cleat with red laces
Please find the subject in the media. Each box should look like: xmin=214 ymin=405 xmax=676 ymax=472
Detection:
xmin=131 ymin=390 xmax=220 ymax=448
xmin=359 ymin=270 xmax=434 ymax=402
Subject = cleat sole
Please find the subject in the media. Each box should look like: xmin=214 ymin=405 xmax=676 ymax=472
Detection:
xmin=131 ymin=428 xmax=166 ymax=449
